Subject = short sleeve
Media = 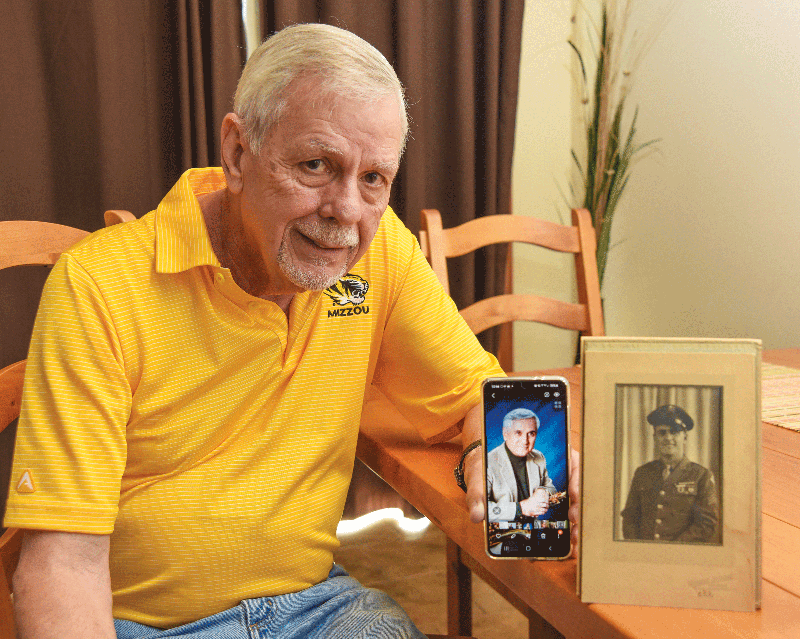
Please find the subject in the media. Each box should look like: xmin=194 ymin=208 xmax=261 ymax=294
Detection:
xmin=3 ymin=253 xmax=131 ymax=533
xmin=373 ymin=236 xmax=505 ymax=443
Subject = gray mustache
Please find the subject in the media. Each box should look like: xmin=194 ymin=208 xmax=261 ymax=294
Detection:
xmin=296 ymin=220 xmax=359 ymax=248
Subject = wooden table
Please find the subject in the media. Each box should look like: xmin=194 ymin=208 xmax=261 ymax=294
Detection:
xmin=356 ymin=349 xmax=800 ymax=638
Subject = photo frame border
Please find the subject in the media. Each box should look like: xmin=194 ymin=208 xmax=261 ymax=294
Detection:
xmin=578 ymin=337 xmax=761 ymax=612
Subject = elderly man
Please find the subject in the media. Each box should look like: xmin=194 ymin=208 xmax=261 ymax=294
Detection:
xmin=621 ymin=404 xmax=720 ymax=543
xmin=5 ymin=24 xmax=507 ymax=639
xmin=486 ymin=408 xmax=557 ymax=522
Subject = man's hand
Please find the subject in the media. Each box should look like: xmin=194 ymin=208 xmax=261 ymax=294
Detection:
xmin=519 ymin=487 xmax=549 ymax=517
xmin=462 ymin=404 xmax=485 ymax=523
xmin=569 ymin=447 xmax=581 ymax=552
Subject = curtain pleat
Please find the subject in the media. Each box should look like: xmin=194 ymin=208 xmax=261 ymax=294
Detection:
xmin=0 ymin=0 xmax=244 ymax=523
xmin=0 ymin=0 xmax=244 ymax=368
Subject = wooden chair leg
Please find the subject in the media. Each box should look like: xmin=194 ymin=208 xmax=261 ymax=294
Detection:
xmin=446 ymin=537 xmax=472 ymax=637
xmin=528 ymin=611 xmax=563 ymax=638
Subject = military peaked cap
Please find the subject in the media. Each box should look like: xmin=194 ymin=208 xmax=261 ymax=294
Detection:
xmin=647 ymin=404 xmax=694 ymax=433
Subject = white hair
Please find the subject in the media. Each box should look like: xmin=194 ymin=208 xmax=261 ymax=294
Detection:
xmin=502 ymin=408 xmax=539 ymax=436
xmin=233 ymin=23 xmax=408 ymax=155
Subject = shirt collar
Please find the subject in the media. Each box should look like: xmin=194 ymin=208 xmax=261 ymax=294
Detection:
xmin=155 ymin=167 xmax=227 ymax=274
xmin=661 ymin=456 xmax=687 ymax=471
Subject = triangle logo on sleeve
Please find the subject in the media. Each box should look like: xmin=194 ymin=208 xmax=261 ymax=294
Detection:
xmin=16 ymin=470 xmax=36 ymax=493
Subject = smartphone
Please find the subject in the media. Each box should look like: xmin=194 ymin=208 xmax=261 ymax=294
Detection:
xmin=482 ymin=376 xmax=571 ymax=559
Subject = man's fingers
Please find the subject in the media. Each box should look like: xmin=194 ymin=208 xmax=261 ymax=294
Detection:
xmin=569 ymin=448 xmax=580 ymax=492
xmin=568 ymin=447 xmax=580 ymax=515
xmin=568 ymin=447 xmax=581 ymax=556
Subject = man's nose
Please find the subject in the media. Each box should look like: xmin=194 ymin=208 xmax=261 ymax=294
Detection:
xmin=320 ymin=176 xmax=362 ymax=225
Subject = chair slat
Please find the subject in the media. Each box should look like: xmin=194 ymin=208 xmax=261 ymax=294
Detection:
xmin=460 ymin=294 xmax=590 ymax=335
xmin=0 ymin=221 xmax=89 ymax=266
xmin=441 ymin=215 xmax=581 ymax=257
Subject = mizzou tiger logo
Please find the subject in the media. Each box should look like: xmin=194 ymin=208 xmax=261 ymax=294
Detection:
xmin=324 ymin=274 xmax=369 ymax=306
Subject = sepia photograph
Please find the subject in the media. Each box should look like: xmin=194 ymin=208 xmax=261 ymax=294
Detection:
xmin=579 ymin=337 xmax=761 ymax=612
xmin=614 ymin=385 xmax=722 ymax=545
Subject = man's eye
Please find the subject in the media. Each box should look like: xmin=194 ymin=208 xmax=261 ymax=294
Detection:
xmin=303 ymin=159 xmax=325 ymax=171
xmin=363 ymin=172 xmax=384 ymax=186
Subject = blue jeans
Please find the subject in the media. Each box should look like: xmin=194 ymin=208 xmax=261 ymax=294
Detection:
xmin=114 ymin=564 xmax=427 ymax=639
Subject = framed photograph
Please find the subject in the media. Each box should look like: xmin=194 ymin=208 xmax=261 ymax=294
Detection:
xmin=578 ymin=337 xmax=761 ymax=612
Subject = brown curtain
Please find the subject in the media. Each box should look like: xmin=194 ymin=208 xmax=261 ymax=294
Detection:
xmin=260 ymin=1 xmax=524 ymax=338
xmin=258 ymin=1 xmax=525 ymax=516
xmin=0 ymin=0 xmax=245 ymax=522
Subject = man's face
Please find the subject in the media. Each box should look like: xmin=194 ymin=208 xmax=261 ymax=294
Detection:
xmin=232 ymin=77 xmax=404 ymax=294
xmin=654 ymin=426 xmax=686 ymax=463
xmin=504 ymin=418 xmax=538 ymax=457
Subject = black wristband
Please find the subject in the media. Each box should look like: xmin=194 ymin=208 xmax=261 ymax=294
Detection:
xmin=454 ymin=440 xmax=482 ymax=492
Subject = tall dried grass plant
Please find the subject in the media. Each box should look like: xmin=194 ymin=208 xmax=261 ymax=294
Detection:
xmin=569 ymin=0 xmax=673 ymax=287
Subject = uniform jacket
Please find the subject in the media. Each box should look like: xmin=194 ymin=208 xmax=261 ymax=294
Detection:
xmin=486 ymin=444 xmax=556 ymax=522
xmin=621 ymin=457 xmax=719 ymax=543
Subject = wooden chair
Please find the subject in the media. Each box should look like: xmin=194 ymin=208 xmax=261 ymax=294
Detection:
xmin=0 ymin=211 xmax=135 ymax=639
xmin=419 ymin=208 xmax=604 ymax=365
xmin=419 ymin=207 xmax=605 ymax=638
xmin=0 ymin=361 xmax=25 ymax=639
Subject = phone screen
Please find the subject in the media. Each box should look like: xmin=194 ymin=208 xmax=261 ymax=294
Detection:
xmin=483 ymin=377 xmax=570 ymax=559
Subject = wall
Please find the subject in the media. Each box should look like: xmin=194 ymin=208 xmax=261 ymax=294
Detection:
xmin=513 ymin=0 xmax=800 ymax=372
xmin=511 ymin=0 xmax=577 ymax=371
xmin=602 ymin=0 xmax=800 ymax=348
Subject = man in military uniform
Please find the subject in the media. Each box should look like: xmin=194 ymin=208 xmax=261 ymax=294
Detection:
xmin=621 ymin=404 xmax=720 ymax=543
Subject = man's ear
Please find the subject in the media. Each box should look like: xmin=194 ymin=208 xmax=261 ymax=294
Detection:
xmin=220 ymin=113 xmax=248 ymax=194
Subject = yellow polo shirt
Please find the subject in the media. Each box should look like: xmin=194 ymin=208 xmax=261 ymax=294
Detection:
xmin=4 ymin=168 xmax=503 ymax=628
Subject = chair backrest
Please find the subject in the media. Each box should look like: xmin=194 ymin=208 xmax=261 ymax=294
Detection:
xmin=104 ymin=209 xmax=137 ymax=226
xmin=419 ymin=208 xmax=605 ymax=369
xmin=0 ymin=361 xmax=25 ymax=639
xmin=0 ymin=221 xmax=90 ymax=270
xmin=0 ymin=211 xmax=135 ymax=639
